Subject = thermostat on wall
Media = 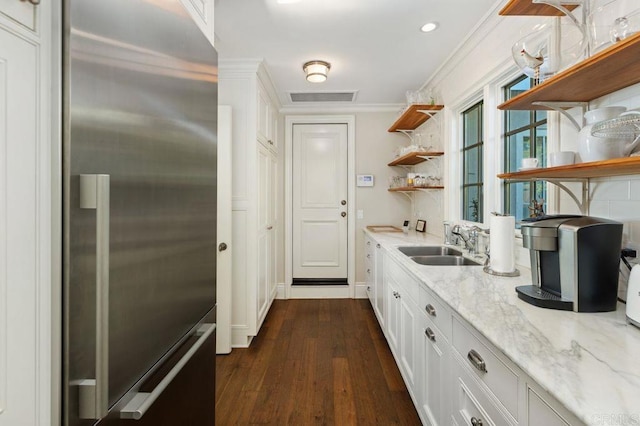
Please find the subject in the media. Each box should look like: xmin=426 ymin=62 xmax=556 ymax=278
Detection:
xmin=357 ymin=174 xmax=374 ymax=187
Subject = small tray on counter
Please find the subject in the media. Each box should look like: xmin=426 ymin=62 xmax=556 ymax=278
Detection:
xmin=366 ymin=225 xmax=403 ymax=233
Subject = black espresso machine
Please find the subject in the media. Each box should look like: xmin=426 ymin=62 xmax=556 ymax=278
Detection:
xmin=516 ymin=215 xmax=623 ymax=312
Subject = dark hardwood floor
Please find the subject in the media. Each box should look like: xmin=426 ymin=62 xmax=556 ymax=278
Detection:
xmin=215 ymin=299 xmax=422 ymax=425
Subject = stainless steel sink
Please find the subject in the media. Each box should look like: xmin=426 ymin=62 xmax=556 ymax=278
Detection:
xmin=398 ymin=246 xmax=462 ymax=256
xmin=410 ymin=255 xmax=482 ymax=266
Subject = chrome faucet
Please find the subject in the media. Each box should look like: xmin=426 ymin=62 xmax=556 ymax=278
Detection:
xmin=451 ymin=225 xmax=475 ymax=251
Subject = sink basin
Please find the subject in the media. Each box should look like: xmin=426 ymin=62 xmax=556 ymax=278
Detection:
xmin=410 ymin=255 xmax=482 ymax=266
xmin=398 ymin=246 xmax=462 ymax=256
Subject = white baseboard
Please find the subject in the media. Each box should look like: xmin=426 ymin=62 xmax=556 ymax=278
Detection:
xmin=354 ymin=281 xmax=369 ymax=299
xmin=276 ymin=283 xmax=286 ymax=299
xmin=231 ymin=326 xmax=253 ymax=348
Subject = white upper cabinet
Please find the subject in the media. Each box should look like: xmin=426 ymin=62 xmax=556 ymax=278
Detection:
xmin=0 ymin=0 xmax=36 ymax=31
xmin=180 ymin=0 xmax=214 ymax=46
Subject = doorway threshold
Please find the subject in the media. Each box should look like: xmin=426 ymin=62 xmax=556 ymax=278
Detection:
xmin=292 ymin=278 xmax=348 ymax=286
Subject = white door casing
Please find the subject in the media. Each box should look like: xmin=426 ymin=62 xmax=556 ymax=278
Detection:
xmin=216 ymin=105 xmax=232 ymax=354
xmin=292 ymin=124 xmax=348 ymax=280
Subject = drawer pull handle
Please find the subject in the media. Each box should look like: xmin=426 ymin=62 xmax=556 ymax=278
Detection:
xmin=367 ymin=254 xmax=371 ymax=259
xmin=367 ymin=269 xmax=371 ymax=274
xmin=367 ymin=286 xmax=371 ymax=292
xmin=425 ymin=304 xmax=436 ymax=316
xmin=376 ymin=243 xmax=381 ymax=248
xmin=467 ymin=349 xmax=487 ymax=373
xmin=471 ymin=417 xmax=483 ymax=426
xmin=425 ymin=327 xmax=436 ymax=342
xmin=367 ymin=241 xmax=371 ymax=246
xmin=392 ymin=291 xmax=400 ymax=299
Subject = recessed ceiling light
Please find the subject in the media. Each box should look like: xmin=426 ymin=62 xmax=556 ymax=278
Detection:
xmin=420 ymin=22 xmax=439 ymax=33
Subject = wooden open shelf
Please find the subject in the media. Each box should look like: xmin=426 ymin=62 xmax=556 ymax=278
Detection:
xmin=388 ymin=151 xmax=444 ymax=166
xmin=498 ymin=32 xmax=640 ymax=110
xmin=388 ymin=104 xmax=444 ymax=132
xmin=499 ymin=0 xmax=579 ymax=16
xmin=388 ymin=186 xmax=444 ymax=192
xmin=497 ymin=156 xmax=640 ymax=180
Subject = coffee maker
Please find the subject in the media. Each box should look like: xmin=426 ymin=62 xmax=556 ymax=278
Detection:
xmin=517 ymin=216 xmax=623 ymax=312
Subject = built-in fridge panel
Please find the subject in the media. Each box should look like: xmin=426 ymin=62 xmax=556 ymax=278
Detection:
xmin=62 ymin=1 xmax=217 ymax=425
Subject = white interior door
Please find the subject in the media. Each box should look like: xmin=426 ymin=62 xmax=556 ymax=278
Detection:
xmin=292 ymin=124 xmax=348 ymax=282
xmin=216 ymin=105 xmax=232 ymax=354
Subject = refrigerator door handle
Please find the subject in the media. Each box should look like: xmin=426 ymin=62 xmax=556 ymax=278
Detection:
xmin=78 ymin=174 xmax=110 ymax=419
xmin=120 ymin=323 xmax=216 ymax=420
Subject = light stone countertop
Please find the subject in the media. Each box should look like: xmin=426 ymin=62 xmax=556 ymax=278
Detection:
xmin=365 ymin=229 xmax=640 ymax=426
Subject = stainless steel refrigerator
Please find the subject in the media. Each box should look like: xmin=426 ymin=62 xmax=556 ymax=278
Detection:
xmin=62 ymin=1 xmax=218 ymax=425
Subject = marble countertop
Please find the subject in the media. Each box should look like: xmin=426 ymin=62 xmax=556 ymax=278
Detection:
xmin=365 ymin=229 xmax=640 ymax=426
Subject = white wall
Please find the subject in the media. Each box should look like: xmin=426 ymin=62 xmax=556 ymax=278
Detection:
xmin=415 ymin=2 xmax=640 ymax=299
xmin=354 ymin=111 xmax=412 ymax=283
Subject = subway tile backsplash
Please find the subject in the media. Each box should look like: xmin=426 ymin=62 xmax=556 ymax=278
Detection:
xmin=588 ymin=176 xmax=640 ymax=301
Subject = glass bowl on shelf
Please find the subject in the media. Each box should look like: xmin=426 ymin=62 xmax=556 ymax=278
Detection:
xmin=512 ymin=21 xmax=587 ymax=83
xmin=588 ymin=0 xmax=640 ymax=54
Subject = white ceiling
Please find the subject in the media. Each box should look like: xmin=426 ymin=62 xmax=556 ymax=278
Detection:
xmin=214 ymin=0 xmax=502 ymax=108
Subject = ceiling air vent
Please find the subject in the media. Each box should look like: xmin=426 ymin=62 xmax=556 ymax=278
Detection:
xmin=289 ymin=91 xmax=357 ymax=103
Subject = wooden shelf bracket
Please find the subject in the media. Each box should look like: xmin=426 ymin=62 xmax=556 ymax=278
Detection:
xmin=532 ymin=101 xmax=587 ymax=131
xmin=502 ymin=177 xmax=590 ymax=214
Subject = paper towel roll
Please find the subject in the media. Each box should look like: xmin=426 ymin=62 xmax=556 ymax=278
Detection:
xmin=490 ymin=215 xmax=516 ymax=273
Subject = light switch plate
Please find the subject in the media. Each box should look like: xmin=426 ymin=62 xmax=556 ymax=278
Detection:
xmin=357 ymin=209 xmax=364 ymax=219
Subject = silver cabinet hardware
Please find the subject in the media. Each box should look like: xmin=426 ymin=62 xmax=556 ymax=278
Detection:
xmin=471 ymin=417 xmax=483 ymax=426
xmin=425 ymin=327 xmax=436 ymax=342
xmin=341 ymin=200 xmax=346 ymax=205
xmin=78 ymin=174 xmax=110 ymax=419
xmin=20 ymin=0 xmax=40 ymax=5
xmin=267 ymin=226 xmax=273 ymax=230
xmin=376 ymin=243 xmax=381 ymax=248
xmin=218 ymin=242 xmax=228 ymax=252
xmin=341 ymin=211 xmax=347 ymax=217
xmin=367 ymin=254 xmax=371 ymax=259
xmin=467 ymin=349 xmax=487 ymax=373
xmin=120 ymin=324 xmax=216 ymax=419
xmin=367 ymin=286 xmax=371 ymax=292
xmin=425 ymin=304 xmax=437 ymax=316
xmin=367 ymin=269 xmax=370 ymax=274
xmin=367 ymin=241 xmax=371 ymax=246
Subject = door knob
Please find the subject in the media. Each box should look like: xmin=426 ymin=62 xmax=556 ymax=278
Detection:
xmin=341 ymin=200 xmax=346 ymax=205
xmin=341 ymin=212 xmax=347 ymax=217
xmin=218 ymin=242 xmax=228 ymax=252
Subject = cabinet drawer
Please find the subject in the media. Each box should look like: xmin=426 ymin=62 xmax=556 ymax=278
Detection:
xmin=452 ymin=317 xmax=519 ymax=419
xmin=385 ymin=256 xmax=419 ymax=302
xmin=452 ymin=357 xmax=516 ymax=426
xmin=419 ymin=285 xmax=452 ymax=341
xmin=527 ymin=387 xmax=570 ymax=426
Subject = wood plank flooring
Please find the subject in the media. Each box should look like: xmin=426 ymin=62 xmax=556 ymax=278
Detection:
xmin=215 ymin=299 xmax=422 ymax=425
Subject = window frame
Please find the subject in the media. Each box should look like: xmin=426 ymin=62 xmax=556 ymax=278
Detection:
xmin=461 ymin=100 xmax=484 ymax=223
xmin=502 ymin=75 xmax=548 ymax=222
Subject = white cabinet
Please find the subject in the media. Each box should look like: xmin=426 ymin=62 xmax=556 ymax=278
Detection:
xmin=367 ymin=236 xmax=586 ymax=426
xmin=0 ymin=1 xmax=54 ymax=425
xmin=257 ymin=80 xmax=278 ymax=152
xmin=365 ymin=237 xmax=375 ymax=305
xmin=220 ymin=60 xmax=281 ymax=347
xmin=419 ymin=314 xmax=450 ymax=426
xmin=384 ymin=256 xmax=420 ymax=400
xmin=257 ymin=144 xmax=277 ymax=323
xmin=373 ymin=242 xmax=385 ymax=326
xmin=179 ymin=0 xmax=215 ymax=46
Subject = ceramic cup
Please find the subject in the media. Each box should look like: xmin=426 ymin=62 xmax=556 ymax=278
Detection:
xmin=548 ymin=151 xmax=575 ymax=167
xmin=521 ymin=158 xmax=539 ymax=169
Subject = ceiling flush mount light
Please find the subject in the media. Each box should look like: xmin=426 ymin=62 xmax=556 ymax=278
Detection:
xmin=303 ymin=60 xmax=331 ymax=83
xmin=420 ymin=22 xmax=439 ymax=33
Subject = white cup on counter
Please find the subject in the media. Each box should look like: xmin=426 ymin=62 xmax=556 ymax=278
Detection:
xmin=521 ymin=158 xmax=539 ymax=169
xmin=548 ymin=151 xmax=575 ymax=167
